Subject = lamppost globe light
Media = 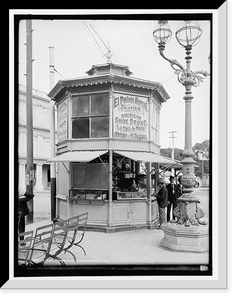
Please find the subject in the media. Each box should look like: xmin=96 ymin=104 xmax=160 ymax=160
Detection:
xmin=153 ymin=20 xmax=172 ymax=48
xmin=152 ymin=20 xmax=209 ymax=251
xmin=152 ymin=20 xmax=209 ymax=165
xmin=175 ymin=21 xmax=202 ymax=48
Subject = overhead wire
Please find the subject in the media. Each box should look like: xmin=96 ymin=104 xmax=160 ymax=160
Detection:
xmin=53 ymin=67 xmax=65 ymax=79
xmin=81 ymin=19 xmax=127 ymax=65
xmin=89 ymin=22 xmax=116 ymax=62
xmin=162 ymin=73 xmax=176 ymax=85
xmin=89 ymin=24 xmax=109 ymax=53
xmin=92 ymin=20 xmax=121 ymax=64
xmin=87 ymin=19 xmax=123 ymax=64
xmin=82 ymin=20 xmax=106 ymax=57
xmin=99 ymin=20 xmax=126 ymax=64
xmin=193 ymin=48 xmax=210 ymax=60
xmin=85 ymin=20 xmax=106 ymax=56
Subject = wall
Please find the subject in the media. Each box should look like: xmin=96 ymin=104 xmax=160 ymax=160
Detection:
xmin=18 ymin=84 xmax=52 ymax=191
xmin=18 ymin=87 xmax=51 ymax=160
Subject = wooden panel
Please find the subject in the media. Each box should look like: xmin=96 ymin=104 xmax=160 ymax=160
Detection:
xmin=58 ymin=201 xmax=68 ymax=219
xmin=71 ymin=203 xmax=108 ymax=225
xmin=112 ymin=202 xmax=146 ymax=225
xmin=69 ymin=138 xmax=109 ymax=150
xmin=57 ymin=161 xmax=69 ymax=195
xmin=113 ymin=204 xmax=129 ymax=224
xmin=130 ymin=203 xmax=146 ymax=224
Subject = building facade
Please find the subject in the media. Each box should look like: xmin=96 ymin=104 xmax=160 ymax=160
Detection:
xmin=18 ymin=84 xmax=52 ymax=192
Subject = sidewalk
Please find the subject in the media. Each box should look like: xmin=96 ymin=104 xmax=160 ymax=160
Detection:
xmin=25 ymin=187 xmax=209 ymax=266
xmin=32 ymin=190 xmax=51 ymax=223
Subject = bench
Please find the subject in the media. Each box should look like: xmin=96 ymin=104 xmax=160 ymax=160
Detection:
xmin=53 ymin=212 xmax=89 ymax=261
xmin=18 ymin=212 xmax=88 ymax=266
xmin=18 ymin=230 xmax=34 ymax=266
xmin=29 ymin=220 xmax=69 ymax=266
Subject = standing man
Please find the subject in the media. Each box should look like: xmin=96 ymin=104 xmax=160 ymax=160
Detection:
xmin=18 ymin=192 xmax=34 ymax=239
xmin=155 ymin=178 xmax=168 ymax=229
xmin=166 ymin=175 xmax=179 ymax=222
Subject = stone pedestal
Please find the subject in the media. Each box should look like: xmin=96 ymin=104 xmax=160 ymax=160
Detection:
xmin=160 ymin=222 xmax=209 ymax=252
xmin=160 ymin=189 xmax=209 ymax=252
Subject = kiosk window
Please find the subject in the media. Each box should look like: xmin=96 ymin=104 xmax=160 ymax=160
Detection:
xmin=72 ymin=93 xmax=109 ymax=139
xmin=72 ymin=118 xmax=89 ymax=138
xmin=72 ymin=95 xmax=89 ymax=117
xmin=91 ymin=94 xmax=109 ymax=115
xmin=91 ymin=116 xmax=109 ymax=138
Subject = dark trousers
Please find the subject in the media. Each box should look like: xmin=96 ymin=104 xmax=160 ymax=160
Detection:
xmin=167 ymin=198 xmax=177 ymax=222
xmin=19 ymin=215 xmax=25 ymax=240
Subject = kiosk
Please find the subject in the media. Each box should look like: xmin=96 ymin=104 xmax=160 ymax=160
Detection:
xmin=48 ymin=62 xmax=173 ymax=232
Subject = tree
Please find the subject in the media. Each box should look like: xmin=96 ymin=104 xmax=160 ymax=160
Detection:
xmin=192 ymin=140 xmax=210 ymax=178
xmin=160 ymin=140 xmax=210 ymax=178
xmin=193 ymin=140 xmax=210 ymax=155
xmin=160 ymin=148 xmax=184 ymax=161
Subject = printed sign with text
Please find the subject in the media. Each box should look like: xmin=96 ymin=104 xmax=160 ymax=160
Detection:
xmin=113 ymin=93 xmax=149 ymax=140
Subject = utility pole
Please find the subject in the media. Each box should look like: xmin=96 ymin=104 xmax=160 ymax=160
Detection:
xmin=26 ymin=19 xmax=34 ymax=223
xmin=49 ymin=46 xmax=56 ymax=220
xmin=169 ymin=131 xmax=178 ymax=177
xmin=169 ymin=131 xmax=178 ymax=160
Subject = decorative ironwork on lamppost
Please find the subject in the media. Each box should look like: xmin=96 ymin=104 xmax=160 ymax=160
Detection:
xmin=153 ymin=21 xmax=210 ymax=232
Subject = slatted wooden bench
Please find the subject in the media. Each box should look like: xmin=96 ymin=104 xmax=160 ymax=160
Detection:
xmin=29 ymin=220 xmax=69 ymax=266
xmin=53 ymin=212 xmax=89 ymax=261
xmin=18 ymin=212 xmax=89 ymax=266
xmin=18 ymin=230 xmax=34 ymax=266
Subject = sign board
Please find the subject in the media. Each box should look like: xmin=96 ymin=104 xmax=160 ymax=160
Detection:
xmin=58 ymin=100 xmax=68 ymax=142
xmin=113 ymin=93 xmax=149 ymax=140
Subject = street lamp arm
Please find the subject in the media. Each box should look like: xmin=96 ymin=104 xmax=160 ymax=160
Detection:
xmin=159 ymin=47 xmax=185 ymax=72
xmin=193 ymin=70 xmax=210 ymax=78
xmin=192 ymin=70 xmax=210 ymax=87
xmin=173 ymin=68 xmax=210 ymax=87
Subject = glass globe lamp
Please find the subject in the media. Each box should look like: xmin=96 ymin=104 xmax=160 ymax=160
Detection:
xmin=175 ymin=21 xmax=202 ymax=48
xmin=153 ymin=21 xmax=172 ymax=47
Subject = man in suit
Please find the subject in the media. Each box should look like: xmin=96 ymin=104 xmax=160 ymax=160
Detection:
xmin=156 ymin=178 xmax=168 ymax=229
xmin=166 ymin=175 xmax=179 ymax=222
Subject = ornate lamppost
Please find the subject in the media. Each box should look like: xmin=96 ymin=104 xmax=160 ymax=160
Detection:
xmin=153 ymin=21 xmax=210 ymax=252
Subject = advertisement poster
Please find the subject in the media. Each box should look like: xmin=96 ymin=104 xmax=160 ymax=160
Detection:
xmin=57 ymin=100 xmax=68 ymax=142
xmin=113 ymin=93 xmax=149 ymax=140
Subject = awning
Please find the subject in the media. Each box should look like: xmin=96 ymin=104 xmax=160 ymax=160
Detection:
xmin=160 ymin=161 xmax=183 ymax=170
xmin=49 ymin=149 xmax=180 ymax=165
xmin=48 ymin=150 xmax=108 ymax=162
xmin=114 ymin=150 xmax=176 ymax=164
xmin=172 ymin=162 xmax=183 ymax=169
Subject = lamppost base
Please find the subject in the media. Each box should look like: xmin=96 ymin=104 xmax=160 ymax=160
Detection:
xmin=160 ymin=222 xmax=209 ymax=253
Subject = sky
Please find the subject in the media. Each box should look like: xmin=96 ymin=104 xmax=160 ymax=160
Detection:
xmin=18 ymin=17 xmax=211 ymax=150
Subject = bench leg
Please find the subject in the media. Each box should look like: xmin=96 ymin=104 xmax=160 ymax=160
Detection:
xmin=74 ymin=244 xmax=86 ymax=256
xmin=64 ymin=249 xmax=77 ymax=262
xmin=48 ymin=255 xmax=66 ymax=266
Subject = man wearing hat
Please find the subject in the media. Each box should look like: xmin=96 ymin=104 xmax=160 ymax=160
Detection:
xmin=166 ymin=175 xmax=179 ymax=222
xmin=155 ymin=178 xmax=168 ymax=229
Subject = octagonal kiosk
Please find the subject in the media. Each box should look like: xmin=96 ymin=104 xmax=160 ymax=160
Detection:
xmin=48 ymin=62 xmax=172 ymax=232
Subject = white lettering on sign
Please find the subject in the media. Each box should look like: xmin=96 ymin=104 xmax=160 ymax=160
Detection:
xmin=113 ymin=94 xmax=149 ymax=140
